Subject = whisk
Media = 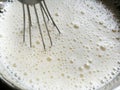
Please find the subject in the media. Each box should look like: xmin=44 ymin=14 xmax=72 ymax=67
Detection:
xmin=18 ymin=0 xmax=61 ymax=49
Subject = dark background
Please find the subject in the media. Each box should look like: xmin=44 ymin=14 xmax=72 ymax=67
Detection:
xmin=0 ymin=79 xmax=15 ymax=90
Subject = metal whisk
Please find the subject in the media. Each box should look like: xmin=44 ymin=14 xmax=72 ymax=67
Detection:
xmin=18 ymin=0 xmax=61 ymax=49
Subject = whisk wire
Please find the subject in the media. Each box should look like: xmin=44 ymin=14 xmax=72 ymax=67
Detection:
xmin=40 ymin=2 xmax=53 ymax=46
xmin=27 ymin=5 xmax=32 ymax=47
xmin=41 ymin=3 xmax=49 ymax=21
xmin=22 ymin=3 xmax=26 ymax=42
xmin=20 ymin=0 xmax=61 ymax=49
xmin=42 ymin=0 xmax=61 ymax=34
xmin=34 ymin=5 xmax=46 ymax=49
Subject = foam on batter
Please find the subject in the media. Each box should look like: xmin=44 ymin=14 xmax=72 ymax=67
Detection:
xmin=0 ymin=0 xmax=120 ymax=90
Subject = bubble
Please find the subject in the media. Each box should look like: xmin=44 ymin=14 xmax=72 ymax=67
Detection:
xmin=61 ymin=73 xmax=64 ymax=77
xmin=13 ymin=63 xmax=17 ymax=67
xmin=67 ymin=75 xmax=70 ymax=79
xmin=89 ymin=71 xmax=92 ymax=74
xmin=100 ymin=46 xmax=106 ymax=51
xmin=73 ymin=39 xmax=77 ymax=42
xmin=36 ymin=78 xmax=39 ymax=81
xmin=81 ymin=11 xmax=85 ymax=15
xmin=47 ymin=57 xmax=52 ymax=62
xmin=88 ymin=60 xmax=92 ymax=64
xmin=80 ymin=74 xmax=84 ymax=78
xmin=50 ymin=76 xmax=53 ymax=79
xmin=74 ymin=84 xmax=78 ymax=88
xmin=23 ymin=72 xmax=27 ymax=76
xmin=99 ymin=22 xmax=103 ymax=25
xmin=70 ymin=60 xmax=74 ymax=64
xmin=84 ymin=64 xmax=90 ymax=70
xmin=36 ymin=41 xmax=40 ymax=45
xmin=111 ymin=72 xmax=115 ymax=75
xmin=73 ymin=24 xmax=79 ymax=29
xmin=55 ymin=13 xmax=59 ymax=16
xmin=29 ymin=80 xmax=32 ymax=83
xmin=98 ymin=55 xmax=102 ymax=58
xmin=116 ymin=38 xmax=120 ymax=40
xmin=57 ymin=58 xmax=60 ymax=61
xmin=78 ymin=67 xmax=83 ymax=71
xmin=112 ymin=29 xmax=117 ymax=33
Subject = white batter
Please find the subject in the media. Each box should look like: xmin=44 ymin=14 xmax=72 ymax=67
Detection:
xmin=0 ymin=0 xmax=120 ymax=90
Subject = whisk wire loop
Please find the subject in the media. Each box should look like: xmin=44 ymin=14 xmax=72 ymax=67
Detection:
xmin=34 ymin=5 xmax=46 ymax=49
xmin=40 ymin=2 xmax=53 ymax=47
xmin=20 ymin=0 xmax=61 ymax=49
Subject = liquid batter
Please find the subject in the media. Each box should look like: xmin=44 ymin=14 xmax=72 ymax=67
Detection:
xmin=0 ymin=0 xmax=120 ymax=90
